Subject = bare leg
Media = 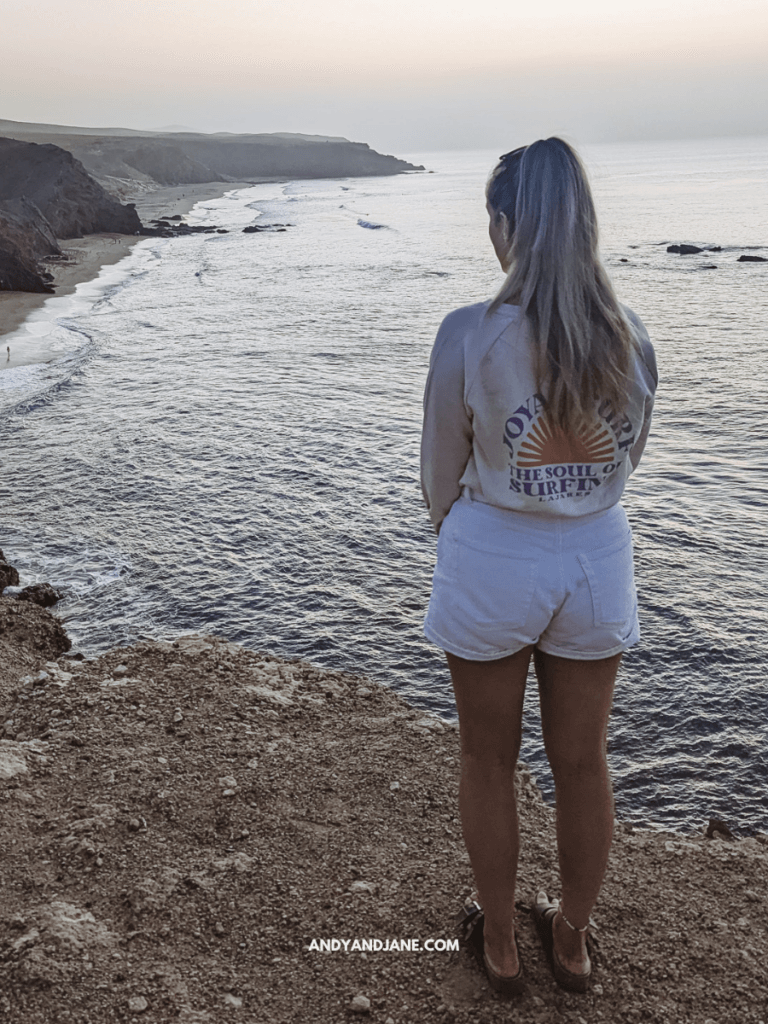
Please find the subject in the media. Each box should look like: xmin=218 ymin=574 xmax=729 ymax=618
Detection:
xmin=534 ymin=649 xmax=621 ymax=976
xmin=447 ymin=645 xmax=533 ymax=976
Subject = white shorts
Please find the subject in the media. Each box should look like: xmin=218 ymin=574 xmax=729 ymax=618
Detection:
xmin=424 ymin=496 xmax=640 ymax=662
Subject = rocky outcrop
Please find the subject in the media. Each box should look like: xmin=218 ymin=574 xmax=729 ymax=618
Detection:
xmin=0 ymin=551 xmax=20 ymax=590
xmin=738 ymin=254 xmax=767 ymax=262
xmin=141 ymin=219 xmax=223 ymax=239
xmin=667 ymin=243 xmax=703 ymax=254
xmin=0 ymin=251 xmax=53 ymax=293
xmin=0 ymin=196 xmax=60 ymax=293
xmin=0 ymin=598 xmax=70 ymax=685
xmin=0 ymin=197 xmax=60 ymax=259
xmin=0 ymin=136 xmax=142 ymax=292
xmin=0 ymin=137 xmax=142 ymax=239
xmin=16 ymin=583 xmax=62 ymax=608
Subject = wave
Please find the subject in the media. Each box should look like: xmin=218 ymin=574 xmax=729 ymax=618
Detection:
xmin=0 ymin=326 xmax=97 ymax=417
xmin=0 ymin=245 xmax=155 ymax=417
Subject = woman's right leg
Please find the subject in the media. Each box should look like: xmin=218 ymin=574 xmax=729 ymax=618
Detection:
xmin=448 ymin=645 xmax=532 ymax=977
xmin=534 ymin=648 xmax=621 ymax=975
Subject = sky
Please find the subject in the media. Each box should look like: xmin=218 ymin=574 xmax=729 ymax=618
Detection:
xmin=3 ymin=0 xmax=768 ymax=154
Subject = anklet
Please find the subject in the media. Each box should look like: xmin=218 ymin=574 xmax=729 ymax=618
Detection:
xmin=558 ymin=901 xmax=589 ymax=933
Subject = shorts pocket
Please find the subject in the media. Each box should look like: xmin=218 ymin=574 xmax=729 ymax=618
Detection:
xmin=455 ymin=539 xmax=539 ymax=630
xmin=577 ymin=531 xmax=636 ymax=627
xmin=435 ymin=511 xmax=459 ymax=580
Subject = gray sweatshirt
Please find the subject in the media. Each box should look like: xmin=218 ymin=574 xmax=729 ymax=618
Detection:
xmin=421 ymin=300 xmax=658 ymax=534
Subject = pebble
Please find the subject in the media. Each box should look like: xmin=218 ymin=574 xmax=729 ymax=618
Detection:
xmin=222 ymin=993 xmax=242 ymax=1008
xmin=350 ymin=880 xmax=375 ymax=894
xmin=390 ymin=781 xmax=400 ymax=791
xmin=218 ymin=775 xmax=238 ymax=789
xmin=350 ymin=994 xmax=371 ymax=1013
xmin=128 ymin=996 xmax=148 ymax=1013
xmin=592 ymin=983 xmax=604 ymax=995
xmin=413 ymin=716 xmax=444 ymax=733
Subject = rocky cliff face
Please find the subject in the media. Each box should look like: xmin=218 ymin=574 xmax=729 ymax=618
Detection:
xmin=0 ymin=197 xmax=60 ymax=293
xmin=0 ymin=137 xmax=141 ymax=292
xmin=0 ymin=137 xmax=142 ymax=238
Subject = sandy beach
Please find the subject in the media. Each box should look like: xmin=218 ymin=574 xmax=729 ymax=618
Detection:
xmin=0 ymin=180 xmax=267 ymax=366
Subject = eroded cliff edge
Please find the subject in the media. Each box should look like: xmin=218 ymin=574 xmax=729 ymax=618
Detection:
xmin=0 ymin=595 xmax=766 ymax=1023
xmin=0 ymin=137 xmax=142 ymax=293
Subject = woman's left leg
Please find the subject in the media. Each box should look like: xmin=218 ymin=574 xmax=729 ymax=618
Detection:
xmin=447 ymin=645 xmax=533 ymax=976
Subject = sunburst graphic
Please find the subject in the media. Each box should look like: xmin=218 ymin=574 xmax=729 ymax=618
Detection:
xmin=517 ymin=414 xmax=616 ymax=467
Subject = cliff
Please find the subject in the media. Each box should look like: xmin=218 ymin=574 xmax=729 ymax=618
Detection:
xmin=0 ymin=196 xmax=62 ymax=293
xmin=0 ymin=590 xmax=766 ymax=1023
xmin=0 ymin=137 xmax=142 ymax=238
xmin=0 ymin=137 xmax=142 ymax=293
xmin=0 ymin=119 xmax=423 ymax=192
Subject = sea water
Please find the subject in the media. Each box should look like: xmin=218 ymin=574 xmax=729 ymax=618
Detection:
xmin=1 ymin=136 xmax=767 ymax=833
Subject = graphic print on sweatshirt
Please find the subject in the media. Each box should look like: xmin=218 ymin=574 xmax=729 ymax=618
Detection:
xmin=502 ymin=393 xmax=637 ymax=502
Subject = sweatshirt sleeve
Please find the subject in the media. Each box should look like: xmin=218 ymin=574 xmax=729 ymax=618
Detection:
xmin=624 ymin=309 xmax=658 ymax=472
xmin=420 ymin=312 xmax=474 ymax=534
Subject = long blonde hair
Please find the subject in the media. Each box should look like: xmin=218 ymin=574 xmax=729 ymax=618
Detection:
xmin=486 ymin=138 xmax=637 ymax=431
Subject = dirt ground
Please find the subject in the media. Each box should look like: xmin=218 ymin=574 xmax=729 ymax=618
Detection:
xmin=0 ymin=597 xmax=766 ymax=1023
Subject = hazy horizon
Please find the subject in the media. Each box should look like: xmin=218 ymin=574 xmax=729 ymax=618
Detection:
xmin=3 ymin=0 xmax=768 ymax=154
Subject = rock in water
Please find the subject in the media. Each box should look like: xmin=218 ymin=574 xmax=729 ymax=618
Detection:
xmin=737 ymin=254 xmax=767 ymax=262
xmin=0 ymin=551 xmax=20 ymax=590
xmin=16 ymin=583 xmax=62 ymax=608
xmin=705 ymin=817 xmax=736 ymax=840
xmin=667 ymin=244 xmax=703 ymax=254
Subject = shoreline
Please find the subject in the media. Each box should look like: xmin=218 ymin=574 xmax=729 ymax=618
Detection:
xmin=0 ymin=180 xmax=272 ymax=365
xmin=1 ymin=595 xmax=766 ymax=1022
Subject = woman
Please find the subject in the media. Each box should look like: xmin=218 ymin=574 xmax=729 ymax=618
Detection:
xmin=421 ymin=138 xmax=657 ymax=994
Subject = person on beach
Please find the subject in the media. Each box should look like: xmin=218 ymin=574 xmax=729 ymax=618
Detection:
xmin=421 ymin=138 xmax=657 ymax=994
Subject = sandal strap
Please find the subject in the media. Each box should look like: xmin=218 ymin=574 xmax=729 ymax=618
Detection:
xmin=557 ymin=900 xmax=589 ymax=933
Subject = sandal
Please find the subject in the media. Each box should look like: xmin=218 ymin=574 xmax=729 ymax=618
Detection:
xmin=455 ymin=897 xmax=525 ymax=996
xmin=532 ymin=891 xmax=592 ymax=993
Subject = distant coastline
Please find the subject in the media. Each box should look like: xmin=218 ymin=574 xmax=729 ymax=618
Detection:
xmin=0 ymin=119 xmax=424 ymax=363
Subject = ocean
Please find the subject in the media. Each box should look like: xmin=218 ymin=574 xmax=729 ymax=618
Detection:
xmin=1 ymin=136 xmax=767 ymax=834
